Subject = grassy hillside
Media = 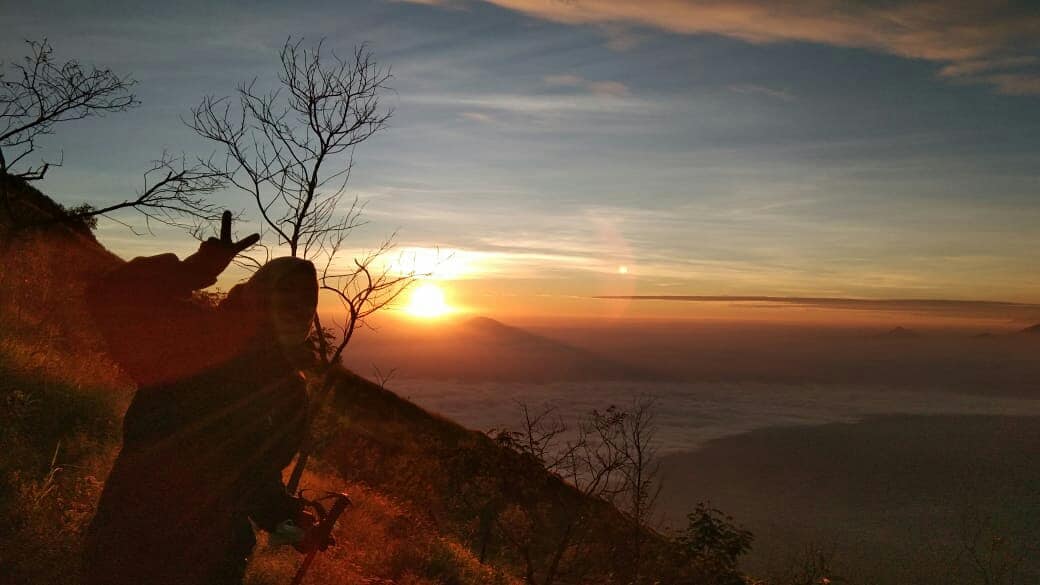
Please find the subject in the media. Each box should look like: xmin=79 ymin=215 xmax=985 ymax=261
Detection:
xmin=0 ymin=176 xmax=707 ymax=585
xmin=0 ymin=175 xmax=129 ymax=583
xmin=0 ymin=176 xmax=533 ymax=584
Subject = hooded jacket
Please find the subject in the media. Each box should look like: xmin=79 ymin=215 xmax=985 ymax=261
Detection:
xmin=83 ymin=254 xmax=317 ymax=585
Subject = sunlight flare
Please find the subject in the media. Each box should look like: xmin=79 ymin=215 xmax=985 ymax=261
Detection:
xmin=405 ymin=283 xmax=451 ymax=318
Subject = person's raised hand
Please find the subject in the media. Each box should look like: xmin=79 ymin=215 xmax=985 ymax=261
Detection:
xmin=182 ymin=211 xmax=260 ymax=287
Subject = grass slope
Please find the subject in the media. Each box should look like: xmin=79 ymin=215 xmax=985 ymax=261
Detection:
xmin=0 ymin=176 xmax=638 ymax=584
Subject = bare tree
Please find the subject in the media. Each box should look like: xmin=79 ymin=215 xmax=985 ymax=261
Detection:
xmin=959 ymin=503 xmax=1032 ymax=585
xmin=187 ymin=37 xmax=408 ymax=361
xmin=187 ymin=37 xmax=391 ymax=259
xmin=371 ymin=364 xmax=398 ymax=389
xmin=498 ymin=403 xmax=629 ymax=499
xmin=315 ymin=234 xmax=417 ymax=367
xmin=1 ymin=39 xmax=138 ymax=180
xmin=490 ymin=399 xmax=665 ymax=584
xmin=188 ymin=37 xmax=411 ymax=493
xmin=515 ymin=402 xmax=573 ymax=471
xmin=493 ymin=403 xmax=637 ymax=585
xmin=566 ymin=407 xmax=632 ymax=501
xmin=0 ymin=40 xmax=230 ymax=233
xmin=611 ymin=396 xmax=661 ymax=583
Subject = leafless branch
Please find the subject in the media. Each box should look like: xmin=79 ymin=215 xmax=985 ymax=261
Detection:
xmin=960 ymin=503 xmax=1030 ymax=585
xmin=186 ymin=36 xmax=391 ymax=259
xmin=1 ymin=38 xmax=138 ymax=180
xmin=371 ymin=364 xmax=398 ymax=389
xmin=65 ymin=152 xmax=226 ymax=229
xmin=494 ymin=400 xmax=660 ymax=585
xmin=318 ymin=234 xmax=418 ymax=366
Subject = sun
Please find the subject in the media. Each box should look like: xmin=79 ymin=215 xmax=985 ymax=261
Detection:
xmin=405 ymin=283 xmax=451 ymax=318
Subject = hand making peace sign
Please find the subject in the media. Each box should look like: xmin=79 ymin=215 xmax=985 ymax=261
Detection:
xmin=182 ymin=211 xmax=260 ymax=288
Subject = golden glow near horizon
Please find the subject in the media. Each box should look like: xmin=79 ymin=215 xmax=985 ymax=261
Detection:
xmin=405 ymin=283 xmax=451 ymax=318
xmin=390 ymin=247 xmax=472 ymax=280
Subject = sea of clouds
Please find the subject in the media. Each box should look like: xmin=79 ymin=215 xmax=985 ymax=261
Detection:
xmin=388 ymin=380 xmax=1040 ymax=455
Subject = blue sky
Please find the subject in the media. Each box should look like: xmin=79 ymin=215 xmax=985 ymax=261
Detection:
xmin=5 ymin=0 xmax=1040 ymax=316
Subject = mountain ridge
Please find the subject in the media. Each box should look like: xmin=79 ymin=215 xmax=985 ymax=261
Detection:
xmin=344 ymin=313 xmax=659 ymax=382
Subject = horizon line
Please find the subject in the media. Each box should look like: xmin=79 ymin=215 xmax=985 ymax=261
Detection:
xmin=592 ymin=295 xmax=1040 ymax=318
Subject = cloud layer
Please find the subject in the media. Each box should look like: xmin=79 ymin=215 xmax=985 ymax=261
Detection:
xmin=478 ymin=0 xmax=1040 ymax=93
xmin=595 ymin=295 xmax=1040 ymax=321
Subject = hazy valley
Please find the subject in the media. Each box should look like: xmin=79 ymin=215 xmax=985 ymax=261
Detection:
xmin=345 ymin=315 xmax=1040 ymax=581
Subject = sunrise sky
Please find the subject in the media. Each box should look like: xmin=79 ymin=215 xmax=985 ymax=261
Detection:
xmin=6 ymin=1 xmax=1040 ymax=323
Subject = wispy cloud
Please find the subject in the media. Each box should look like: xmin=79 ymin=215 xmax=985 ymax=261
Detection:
xmin=404 ymin=89 xmax=649 ymax=117
xmin=459 ymin=111 xmax=495 ymax=123
xmin=984 ymin=73 xmax=1040 ymax=96
xmin=938 ymin=56 xmax=1039 ymax=78
xmin=473 ymin=0 xmax=1040 ymax=94
xmin=544 ymin=73 xmax=630 ymax=97
xmin=728 ymin=84 xmax=795 ymax=102
xmin=390 ymin=0 xmax=460 ymax=7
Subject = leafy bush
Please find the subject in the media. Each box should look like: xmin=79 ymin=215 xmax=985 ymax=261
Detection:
xmin=668 ymin=502 xmax=755 ymax=585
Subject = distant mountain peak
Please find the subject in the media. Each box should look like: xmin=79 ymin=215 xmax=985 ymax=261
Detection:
xmin=461 ymin=315 xmax=530 ymax=338
xmin=881 ymin=326 xmax=919 ymax=339
xmin=346 ymin=314 xmax=654 ymax=382
xmin=464 ymin=315 xmax=506 ymax=329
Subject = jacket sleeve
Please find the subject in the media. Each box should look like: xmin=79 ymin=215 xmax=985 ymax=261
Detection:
xmin=241 ymin=471 xmax=303 ymax=532
xmin=86 ymin=253 xmax=229 ymax=386
xmin=236 ymin=375 xmax=310 ymax=532
xmin=96 ymin=253 xmax=217 ymax=302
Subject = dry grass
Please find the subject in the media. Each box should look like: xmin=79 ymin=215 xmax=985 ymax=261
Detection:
xmin=0 ymin=190 xmax=127 ymax=583
xmin=247 ymin=468 xmax=518 ymax=585
xmin=0 ymin=179 xmax=522 ymax=584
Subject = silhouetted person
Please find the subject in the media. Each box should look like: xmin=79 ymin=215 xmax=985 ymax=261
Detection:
xmin=83 ymin=212 xmax=317 ymax=585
